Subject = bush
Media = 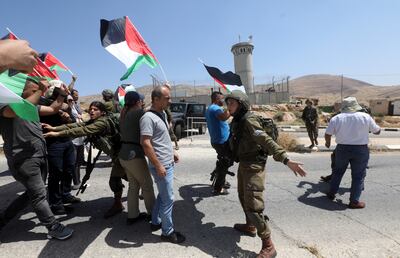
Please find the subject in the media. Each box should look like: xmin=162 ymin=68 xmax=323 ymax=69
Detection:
xmin=277 ymin=132 xmax=298 ymax=152
xmin=273 ymin=111 xmax=284 ymax=122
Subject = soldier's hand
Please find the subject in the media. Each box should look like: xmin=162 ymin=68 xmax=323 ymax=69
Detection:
xmin=287 ymin=160 xmax=307 ymax=177
xmin=0 ymin=39 xmax=38 ymax=73
xmin=43 ymin=131 xmax=60 ymax=138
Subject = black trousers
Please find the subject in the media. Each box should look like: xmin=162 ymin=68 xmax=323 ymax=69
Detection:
xmin=211 ymin=142 xmax=233 ymax=190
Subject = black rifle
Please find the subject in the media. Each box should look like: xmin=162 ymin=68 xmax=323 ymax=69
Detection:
xmin=76 ymin=142 xmax=102 ymax=196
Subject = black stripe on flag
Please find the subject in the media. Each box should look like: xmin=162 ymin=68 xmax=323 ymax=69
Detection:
xmin=100 ymin=17 xmax=126 ymax=47
xmin=204 ymin=64 xmax=242 ymax=86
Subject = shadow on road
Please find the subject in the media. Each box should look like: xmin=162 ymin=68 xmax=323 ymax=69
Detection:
xmin=297 ymin=181 xmax=348 ymax=211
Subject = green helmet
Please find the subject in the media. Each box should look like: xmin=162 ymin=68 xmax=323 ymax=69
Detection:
xmin=102 ymin=89 xmax=114 ymax=98
xmin=225 ymin=90 xmax=250 ymax=110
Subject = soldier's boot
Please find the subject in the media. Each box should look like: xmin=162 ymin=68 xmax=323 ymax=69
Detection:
xmin=233 ymin=222 xmax=256 ymax=237
xmin=257 ymin=237 xmax=277 ymax=258
xmin=104 ymin=193 xmax=124 ymax=219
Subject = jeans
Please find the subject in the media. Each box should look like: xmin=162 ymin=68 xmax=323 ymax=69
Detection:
xmin=148 ymin=162 xmax=175 ymax=236
xmin=47 ymin=140 xmax=76 ymax=207
xmin=329 ymin=144 xmax=369 ymax=202
xmin=5 ymin=157 xmax=56 ymax=227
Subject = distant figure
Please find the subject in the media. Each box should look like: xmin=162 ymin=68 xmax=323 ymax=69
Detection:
xmin=102 ymin=89 xmax=117 ymax=113
xmin=302 ymin=99 xmax=319 ymax=148
xmin=325 ymin=97 xmax=381 ymax=209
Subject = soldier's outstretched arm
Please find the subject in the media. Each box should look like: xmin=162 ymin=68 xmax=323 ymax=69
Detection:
xmin=286 ymin=160 xmax=307 ymax=177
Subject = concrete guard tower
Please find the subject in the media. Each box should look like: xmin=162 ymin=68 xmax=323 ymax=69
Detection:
xmin=231 ymin=36 xmax=254 ymax=93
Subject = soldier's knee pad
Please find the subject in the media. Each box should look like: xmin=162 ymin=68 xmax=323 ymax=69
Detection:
xmin=109 ymin=176 xmax=123 ymax=193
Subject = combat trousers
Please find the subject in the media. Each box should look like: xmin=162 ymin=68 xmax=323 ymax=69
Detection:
xmin=305 ymin=122 xmax=318 ymax=144
xmin=109 ymin=157 xmax=127 ymax=194
xmin=237 ymin=161 xmax=271 ymax=239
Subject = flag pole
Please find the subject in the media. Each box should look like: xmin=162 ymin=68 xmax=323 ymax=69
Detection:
xmin=6 ymin=28 xmax=59 ymax=79
xmin=158 ymin=63 xmax=168 ymax=83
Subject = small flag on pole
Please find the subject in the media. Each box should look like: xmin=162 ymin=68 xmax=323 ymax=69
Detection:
xmin=202 ymin=63 xmax=246 ymax=93
xmin=100 ymin=16 xmax=158 ymax=81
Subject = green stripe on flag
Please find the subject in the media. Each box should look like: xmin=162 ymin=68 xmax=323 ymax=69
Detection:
xmin=120 ymin=54 xmax=158 ymax=81
xmin=50 ymin=64 xmax=68 ymax=72
xmin=9 ymin=99 xmax=39 ymax=122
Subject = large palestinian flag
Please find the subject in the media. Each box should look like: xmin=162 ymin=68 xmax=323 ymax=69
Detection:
xmin=100 ymin=16 xmax=158 ymax=80
xmin=39 ymin=52 xmax=69 ymax=74
xmin=203 ymin=64 xmax=246 ymax=93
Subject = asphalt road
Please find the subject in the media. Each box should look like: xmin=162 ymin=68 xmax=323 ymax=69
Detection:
xmin=0 ymin=134 xmax=399 ymax=258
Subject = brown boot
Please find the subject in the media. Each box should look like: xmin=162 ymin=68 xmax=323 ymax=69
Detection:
xmin=233 ymin=223 xmax=256 ymax=237
xmin=104 ymin=198 xmax=124 ymax=218
xmin=257 ymin=237 xmax=277 ymax=258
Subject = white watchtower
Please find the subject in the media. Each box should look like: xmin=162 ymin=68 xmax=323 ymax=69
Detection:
xmin=231 ymin=36 xmax=254 ymax=93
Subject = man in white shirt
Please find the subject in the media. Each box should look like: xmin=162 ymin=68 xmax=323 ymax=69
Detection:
xmin=325 ymin=97 xmax=380 ymax=209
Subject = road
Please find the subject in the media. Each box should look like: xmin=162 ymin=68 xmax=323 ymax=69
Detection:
xmin=0 ymin=134 xmax=399 ymax=258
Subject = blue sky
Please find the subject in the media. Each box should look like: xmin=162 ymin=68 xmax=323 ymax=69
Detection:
xmin=2 ymin=0 xmax=400 ymax=95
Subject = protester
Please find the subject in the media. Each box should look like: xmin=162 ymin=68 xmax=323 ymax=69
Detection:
xmin=225 ymin=90 xmax=306 ymax=258
xmin=325 ymin=97 xmax=380 ymax=209
xmin=69 ymin=88 xmax=86 ymax=189
xmin=140 ymin=85 xmax=185 ymax=244
xmin=0 ymin=78 xmax=73 ymax=240
xmin=301 ymin=99 xmax=319 ymax=148
xmin=43 ymin=101 xmax=127 ymax=218
xmin=205 ymin=91 xmax=232 ymax=195
xmin=0 ymin=39 xmax=37 ymax=73
xmin=119 ymin=91 xmax=155 ymax=224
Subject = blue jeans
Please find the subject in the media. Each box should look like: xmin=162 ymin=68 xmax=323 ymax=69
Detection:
xmin=148 ymin=162 xmax=175 ymax=236
xmin=329 ymin=144 xmax=369 ymax=203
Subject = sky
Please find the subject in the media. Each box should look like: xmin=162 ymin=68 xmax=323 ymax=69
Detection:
xmin=2 ymin=0 xmax=400 ymax=96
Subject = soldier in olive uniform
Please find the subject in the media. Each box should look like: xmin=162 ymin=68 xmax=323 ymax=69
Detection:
xmin=225 ymin=90 xmax=307 ymax=258
xmin=301 ymin=99 xmax=319 ymax=148
xmin=102 ymin=89 xmax=117 ymax=113
xmin=44 ymin=101 xmax=127 ymax=218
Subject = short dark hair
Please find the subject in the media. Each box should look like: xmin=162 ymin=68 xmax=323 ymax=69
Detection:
xmin=71 ymin=89 xmax=79 ymax=95
xmin=211 ymin=91 xmax=223 ymax=102
xmin=89 ymin=101 xmax=107 ymax=113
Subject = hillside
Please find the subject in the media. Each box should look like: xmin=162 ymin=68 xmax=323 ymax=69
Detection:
xmin=80 ymin=74 xmax=400 ymax=107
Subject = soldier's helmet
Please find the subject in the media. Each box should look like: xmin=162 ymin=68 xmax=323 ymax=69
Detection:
xmin=102 ymin=89 xmax=114 ymax=99
xmin=225 ymin=90 xmax=250 ymax=110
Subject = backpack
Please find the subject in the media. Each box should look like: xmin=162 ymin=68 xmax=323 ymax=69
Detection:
xmin=88 ymin=113 xmax=121 ymax=157
xmin=257 ymin=116 xmax=279 ymax=142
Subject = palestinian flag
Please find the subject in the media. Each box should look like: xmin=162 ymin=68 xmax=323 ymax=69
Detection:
xmin=203 ymin=64 xmax=246 ymax=93
xmin=115 ymin=84 xmax=136 ymax=107
xmin=100 ymin=16 xmax=158 ymax=81
xmin=1 ymin=33 xmax=17 ymax=40
xmin=39 ymin=52 xmax=69 ymax=74
xmin=0 ymin=71 xmax=39 ymax=121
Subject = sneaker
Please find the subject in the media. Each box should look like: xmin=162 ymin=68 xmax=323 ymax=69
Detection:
xmin=51 ymin=205 xmax=74 ymax=215
xmin=47 ymin=222 xmax=73 ymax=240
xmin=348 ymin=201 xmax=365 ymax=209
xmin=212 ymin=188 xmax=229 ymax=196
xmin=150 ymin=223 xmax=162 ymax=232
xmin=62 ymin=195 xmax=81 ymax=204
xmin=161 ymin=231 xmax=185 ymax=244
xmin=222 ymin=181 xmax=231 ymax=189
xmin=127 ymin=212 xmax=148 ymax=225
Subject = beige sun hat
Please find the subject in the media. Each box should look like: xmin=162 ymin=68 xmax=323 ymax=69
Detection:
xmin=341 ymin=97 xmax=363 ymax=113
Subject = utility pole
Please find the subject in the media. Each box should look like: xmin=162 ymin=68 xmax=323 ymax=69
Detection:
xmin=193 ymin=80 xmax=196 ymax=97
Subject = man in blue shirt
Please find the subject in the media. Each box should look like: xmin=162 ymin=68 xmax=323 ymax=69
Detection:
xmin=206 ymin=91 xmax=232 ymax=195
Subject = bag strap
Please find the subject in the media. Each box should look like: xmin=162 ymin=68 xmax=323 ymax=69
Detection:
xmin=148 ymin=110 xmax=169 ymax=129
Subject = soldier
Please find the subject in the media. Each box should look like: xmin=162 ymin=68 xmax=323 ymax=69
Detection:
xmin=301 ymin=99 xmax=319 ymax=148
xmin=225 ymin=90 xmax=306 ymax=258
xmin=102 ymin=89 xmax=117 ymax=113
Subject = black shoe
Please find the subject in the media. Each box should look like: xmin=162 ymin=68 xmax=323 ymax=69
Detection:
xmin=127 ymin=212 xmax=148 ymax=225
xmin=222 ymin=182 xmax=231 ymax=189
xmin=150 ymin=223 xmax=162 ymax=232
xmin=51 ymin=205 xmax=74 ymax=215
xmin=161 ymin=231 xmax=185 ymax=244
xmin=325 ymin=192 xmax=335 ymax=201
xmin=47 ymin=222 xmax=73 ymax=240
xmin=62 ymin=195 xmax=81 ymax=204
xmin=212 ymin=188 xmax=229 ymax=196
